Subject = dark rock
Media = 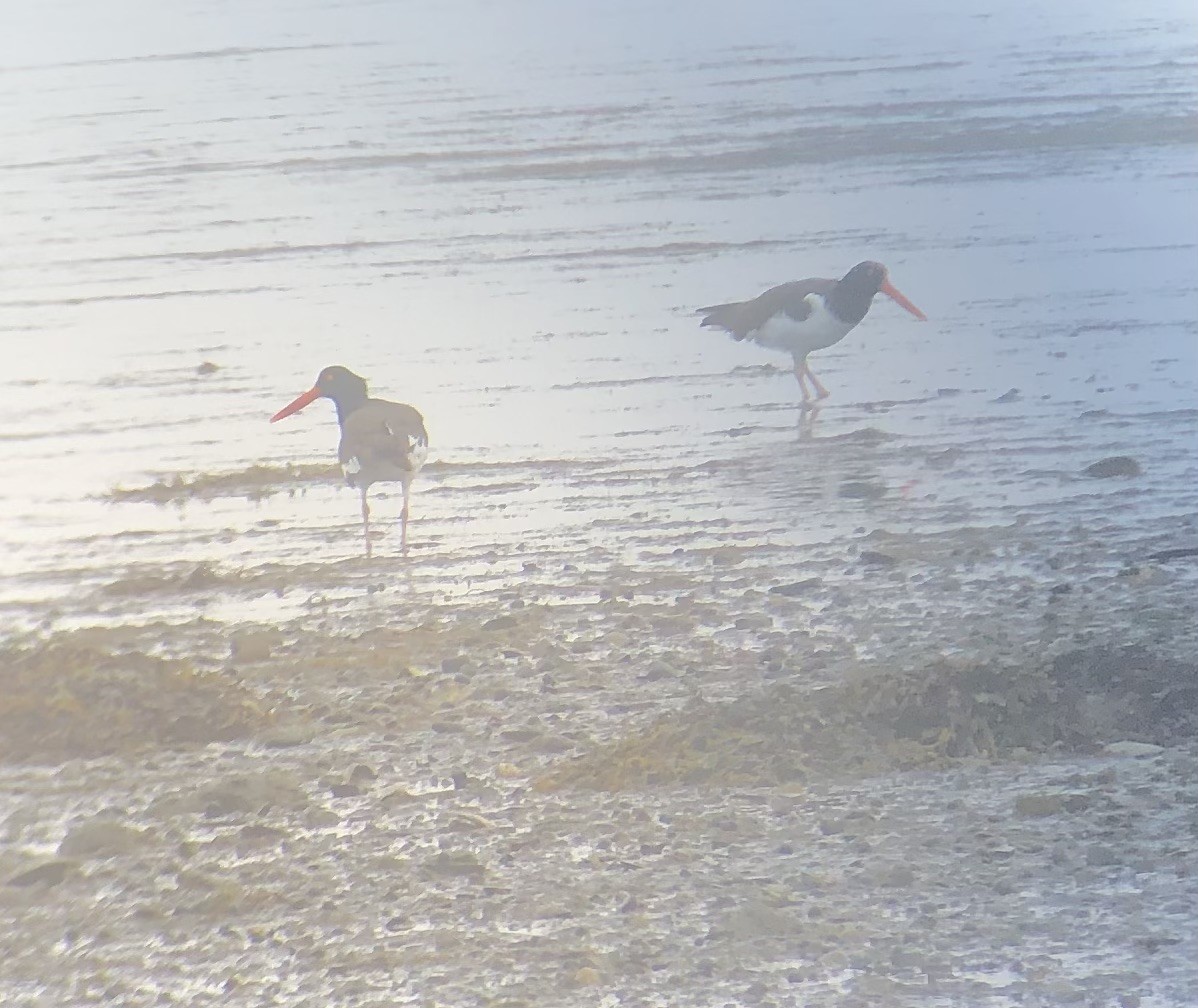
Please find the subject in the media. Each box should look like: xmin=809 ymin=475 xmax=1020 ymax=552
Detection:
xmin=1082 ymin=456 xmax=1141 ymax=479
xmin=993 ymin=388 xmax=1021 ymax=403
xmin=259 ymin=723 xmax=314 ymax=748
xmin=196 ymin=771 xmax=310 ymax=817
xmin=1085 ymin=845 xmax=1121 ymax=867
xmin=58 ymin=820 xmax=147 ymax=859
xmin=769 ymin=579 xmax=822 ymax=597
xmin=5 ymin=859 xmax=79 ymax=888
xmin=348 ymin=764 xmax=377 ymax=783
xmin=229 ymin=629 xmax=283 ymax=663
xmin=1148 ymin=547 xmax=1198 ymax=562
xmin=1015 ymin=793 xmax=1065 ymax=818
xmin=838 ymin=480 xmax=886 ymax=500
xmin=858 ymin=550 xmax=897 ymax=567
xmin=423 ymin=850 xmax=486 ymax=879
xmin=238 ymin=824 xmax=288 ymax=844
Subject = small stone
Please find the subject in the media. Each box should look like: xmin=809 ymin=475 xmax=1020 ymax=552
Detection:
xmin=380 ymin=787 xmax=426 ymax=804
xmin=1085 ymin=846 xmax=1121 ymax=868
xmin=864 ymin=862 xmax=916 ymax=887
xmin=1082 ymin=456 xmax=1141 ymax=479
xmin=229 ymin=629 xmax=283 ymax=663
xmin=259 ymin=723 xmax=314 ymax=748
xmin=641 ymin=660 xmax=675 ymax=682
xmin=196 ymin=771 xmax=310 ymax=816
xmin=196 ymin=361 xmax=220 ymax=375
xmin=238 ymin=824 xmax=288 ymax=844
xmin=423 ymin=850 xmax=486 ymax=879
xmin=1015 ymin=793 xmax=1065 ymax=818
xmin=348 ymin=764 xmax=376 ymax=783
xmin=858 ymin=550 xmax=897 ymax=567
xmin=1148 ymin=547 xmax=1198 ymax=562
xmin=769 ymin=579 xmax=822 ymax=597
xmin=839 ymin=480 xmax=885 ymax=500
xmin=5 ymin=859 xmax=79 ymax=888
xmin=573 ymin=967 xmax=602 ymax=986
xmin=993 ymin=388 xmax=1021 ymax=403
xmin=1103 ymin=741 xmax=1164 ymax=758
xmin=58 ymin=820 xmax=147 ymax=859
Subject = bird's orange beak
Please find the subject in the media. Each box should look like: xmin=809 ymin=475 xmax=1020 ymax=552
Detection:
xmin=270 ymin=386 xmax=321 ymax=422
xmin=880 ymin=280 xmax=927 ymax=321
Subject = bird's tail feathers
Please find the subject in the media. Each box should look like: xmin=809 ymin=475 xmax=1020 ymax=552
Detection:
xmin=698 ymin=302 xmax=747 ymax=341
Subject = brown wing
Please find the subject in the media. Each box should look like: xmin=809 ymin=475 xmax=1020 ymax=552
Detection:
xmin=339 ymin=399 xmax=428 ymax=469
xmin=699 ymin=279 xmax=836 ymax=339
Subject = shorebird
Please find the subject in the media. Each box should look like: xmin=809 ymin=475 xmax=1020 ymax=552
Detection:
xmin=270 ymin=366 xmax=428 ymax=557
xmin=698 ymin=261 xmax=927 ymax=403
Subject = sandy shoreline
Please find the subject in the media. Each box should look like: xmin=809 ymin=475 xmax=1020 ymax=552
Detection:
xmin=3 ymin=508 xmax=1196 ymax=1006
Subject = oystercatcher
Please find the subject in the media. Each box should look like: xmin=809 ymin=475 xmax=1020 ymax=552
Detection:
xmin=698 ymin=261 xmax=927 ymax=403
xmin=270 ymin=366 xmax=428 ymax=557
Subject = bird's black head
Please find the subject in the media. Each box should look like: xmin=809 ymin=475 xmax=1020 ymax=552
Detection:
xmin=270 ymin=365 xmax=369 ymax=424
xmin=312 ymin=366 xmax=369 ymax=423
xmin=825 ymin=261 xmax=889 ymax=326
xmin=843 ymin=260 xmax=924 ymax=323
xmin=314 ymin=366 xmax=368 ymax=402
xmin=831 ymin=261 xmax=926 ymax=325
xmin=841 ymin=261 xmax=888 ymax=297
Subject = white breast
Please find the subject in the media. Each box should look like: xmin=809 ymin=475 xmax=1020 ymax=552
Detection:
xmin=749 ymin=294 xmax=854 ymax=358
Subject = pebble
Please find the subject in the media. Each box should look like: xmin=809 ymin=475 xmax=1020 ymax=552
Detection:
xmin=229 ymin=628 xmax=284 ymax=663
xmin=1015 ymin=792 xmax=1066 ymax=817
xmin=769 ymin=579 xmax=822 ymax=597
xmin=1082 ymin=456 xmax=1142 ymax=478
xmin=4 ymin=859 xmax=79 ymax=888
xmin=58 ymin=820 xmax=148 ymax=859
xmin=1103 ymin=741 xmax=1164 ymax=758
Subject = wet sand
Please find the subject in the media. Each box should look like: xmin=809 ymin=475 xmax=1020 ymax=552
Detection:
xmin=2 ymin=517 xmax=1197 ymax=1005
xmin=3 ymin=0 xmax=1198 ymax=1004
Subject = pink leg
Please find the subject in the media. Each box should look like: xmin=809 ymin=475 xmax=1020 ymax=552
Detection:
xmin=360 ymin=488 xmax=372 ymax=559
xmin=804 ymin=362 xmax=830 ymax=400
xmin=793 ymin=361 xmax=814 ymax=403
xmin=400 ymin=480 xmax=411 ymax=555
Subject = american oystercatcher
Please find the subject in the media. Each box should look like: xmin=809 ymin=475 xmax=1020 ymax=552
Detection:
xmin=698 ymin=261 xmax=927 ymax=403
xmin=270 ymin=366 xmax=429 ymax=557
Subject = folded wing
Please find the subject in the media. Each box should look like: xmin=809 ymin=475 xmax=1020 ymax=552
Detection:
xmin=699 ymin=279 xmax=834 ymax=342
xmin=338 ymin=400 xmax=429 ymax=486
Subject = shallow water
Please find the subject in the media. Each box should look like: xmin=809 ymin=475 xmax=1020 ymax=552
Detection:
xmin=3 ymin=0 xmax=1196 ymax=636
xmin=2 ymin=6 xmax=1198 ymax=999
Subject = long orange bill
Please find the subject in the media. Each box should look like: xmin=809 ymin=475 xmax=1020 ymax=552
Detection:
xmin=270 ymin=386 xmax=321 ymax=422
xmin=880 ymin=280 xmax=927 ymax=321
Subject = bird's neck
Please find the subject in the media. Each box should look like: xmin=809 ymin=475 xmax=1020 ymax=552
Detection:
xmin=827 ymin=279 xmax=876 ymax=326
xmin=332 ymin=392 xmax=368 ymax=425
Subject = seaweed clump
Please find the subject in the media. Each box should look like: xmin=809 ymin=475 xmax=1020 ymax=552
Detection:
xmin=0 ymin=638 xmax=274 ymax=763
xmin=538 ymin=646 xmax=1198 ymax=791
xmin=106 ymin=463 xmax=335 ymax=504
